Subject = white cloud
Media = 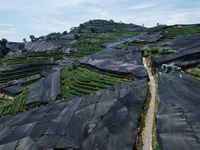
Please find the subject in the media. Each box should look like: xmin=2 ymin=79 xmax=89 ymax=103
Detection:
xmin=28 ymin=17 xmax=70 ymax=34
xmin=88 ymin=8 xmax=108 ymax=18
xmin=0 ymin=0 xmax=200 ymax=41
xmin=129 ymin=3 xmax=158 ymax=10
xmin=166 ymin=11 xmax=200 ymax=25
xmin=0 ymin=23 xmax=15 ymax=27
xmin=0 ymin=29 xmax=18 ymax=34
xmin=30 ymin=18 xmax=41 ymax=24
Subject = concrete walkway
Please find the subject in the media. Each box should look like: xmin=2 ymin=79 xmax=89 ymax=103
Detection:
xmin=142 ymin=57 xmax=156 ymax=150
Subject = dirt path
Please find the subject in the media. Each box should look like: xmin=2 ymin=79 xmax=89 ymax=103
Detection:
xmin=142 ymin=57 xmax=156 ymax=150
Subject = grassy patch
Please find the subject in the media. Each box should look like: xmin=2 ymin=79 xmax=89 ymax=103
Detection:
xmin=117 ymin=41 xmax=144 ymax=48
xmin=185 ymin=64 xmax=200 ymax=80
xmin=69 ymin=32 xmax=144 ymax=59
xmin=141 ymin=46 xmax=175 ymax=60
xmin=159 ymin=25 xmax=200 ymax=41
xmin=152 ymin=96 xmax=160 ymax=150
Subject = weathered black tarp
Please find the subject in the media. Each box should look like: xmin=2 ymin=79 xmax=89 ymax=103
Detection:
xmin=0 ymin=79 xmax=148 ymax=150
xmin=2 ymin=85 xmax=23 ymax=95
xmin=0 ymin=75 xmax=41 ymax=95
xmin=159 ymin=33 xmax=200 ymax=51
xmin=105 ymin=32 xmax=163 ymax=48
xmin=0 ymin=62 xmax=57 ymax=72
xmin=157 ymin=72 xmax=200 ymax=150
xmin=80 ymin=48 xmax=148 ymax=79
xmin=153 ymin=34 xmax=200 ymax=68
xmin=26 ymin=70 xmax=61 ymax=104
xmin=129 ymin=31 xmax=163 ymax=43
xmin=25 ymin=40 xmax=64 ymax=52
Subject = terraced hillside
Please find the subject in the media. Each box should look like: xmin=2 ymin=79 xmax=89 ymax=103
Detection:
xmin=0 ymin=51 xmax=63 ymax=67
xmin=60 ymin=65 xmax=132 ymax=99
xmin=0 ymin=19 xmax=150 ymax=149
xmin=158 ymin=24 xmax=200 ymax=41
xmin=0 ymin=65 xmax=133 ymax=117
xmin=0 ymin=19 xmax=200 ymax=150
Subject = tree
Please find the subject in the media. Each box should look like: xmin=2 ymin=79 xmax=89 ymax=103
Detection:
xmin=79 ymin=24 xmax=84 ymax=28
xmin=18 ymin=43 xmax=25 ymax=50
xmin=74 ymin=34 xmax=80 ymax=40
xmin=78 ymin=29 xmax=82 ymax=33
xmin=90 ymin=28 xmax=96 ymax=33
xmin=1 ymin=38 xmax=7 ymax=47
xmin=23 ymin=38 xmax=26 ymax=42
xmin=45 ymin=32 xmax=61 ymax=41
xmin=62 ymin=31 xmax=67 ymax=35
xmin=70 ymin=27 xmax=74 ymax=32
xmin=0 ymin=38 xmax=8 ymax=58
xmin=30 ymin=35 xmax=36 ymax=42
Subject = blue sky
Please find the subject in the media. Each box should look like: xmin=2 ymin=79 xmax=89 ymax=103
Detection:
xmin=0 ymin=0 xmax=200 ymax=42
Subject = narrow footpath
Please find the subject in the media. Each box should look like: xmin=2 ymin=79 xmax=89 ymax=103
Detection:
xmin=142 ymin=57 xmax=156 ymax=150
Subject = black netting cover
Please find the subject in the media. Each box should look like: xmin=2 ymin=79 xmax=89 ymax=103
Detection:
xmin=0 ymin=79 xmax=148 ymax=150
xmin=105 ymin=32 xmax=163 ymax=48
xmin=159 ymin=33 xmax=200 ymax=51
xmin=157 ymin=72 xmax=200 ymax=150
xmin=0 ymin=62 xmax=57 ymax=72
xmin=129 ymin=31 xmax=163 ymax=43
xmin=2 ymin=85 xmax=23 ymax=95
xmin=25 ymin=40 xmax=64 ymax=52
xmin=26 ymin=70 xmax=61 ymax=104
xmin=80 ymin=48 xmax=148 ymax=79
xmin=153 ymin=34 xmax=200 ymax=68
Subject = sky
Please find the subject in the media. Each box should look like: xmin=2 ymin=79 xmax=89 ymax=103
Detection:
xmin=0 ymin=0 xmax=200 ymax=42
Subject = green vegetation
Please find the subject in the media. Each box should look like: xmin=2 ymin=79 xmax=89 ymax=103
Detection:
xmin=185 ymin=65 xmax=200 ymax=80
xmin=64 ymin=20 xmax=146 ymax=58
xmin=160 ymin=25 xmax=200 ymax=41
xmin=0 ymin=65 xmax=51 ymax=83
xmin=30 ymin=35 xmax=36 ymax=42
xmin=117 ymin=41 xmax=144 ymax=48
xmin=0 ymin=64 xmax=133 ymax=116
xmin=0 ymin=50 xmax=63 ymax=67
xmin=135 ymin=87 xmax=151 ymax=150
xmin=0 ymin=88 xmax=42 ymax=116
xmin=23 ymin=38 xmax=27 ymax=43
xmin=69 ymin=32 xmax=144 ymax=58
xmin=152 ymin=97 xmax=160 ymax=150
xmin=18 ymin=43 xmax=25 ymax=50
xmin=141 ymin=46 xmax=175 ymax=59
xmin=0 ymin=38 xmax=9 ymax=58
xmin=60 ymin=65 xmax=133 ymax=99
xmin=72 ymin=21 xmax=146 ymax=34
xmin=69 ymin=36 xmax=103 ymax=58
xmin=197 ymin=64 xmax=200 ymax=69
xmin=0 ymin=22 xmax=143 ymax=116
xmin=0 ymin=94 xmax=12 ymax=105
xmin=46 ymin=32 xmax=61 ymax=41
xmin=0 ymin=50 xmax=65 ymax=83
xmin=0 ymin=51 xmax=66 ymax=83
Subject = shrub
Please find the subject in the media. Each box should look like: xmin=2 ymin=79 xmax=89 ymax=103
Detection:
xmin=30 ymin=35 xmax=36 ymax=42
xmin=18 ymin=43 xmax=25 ymax=50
